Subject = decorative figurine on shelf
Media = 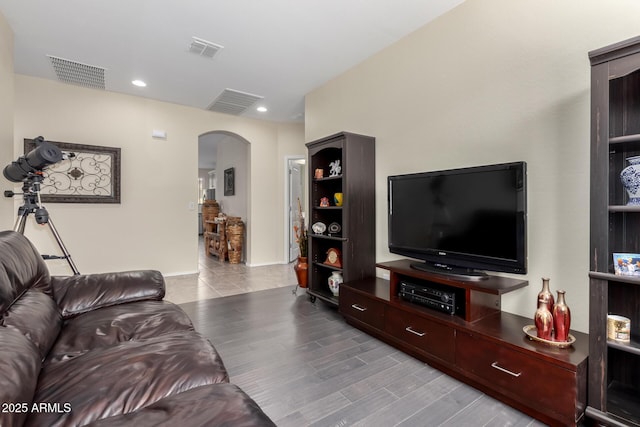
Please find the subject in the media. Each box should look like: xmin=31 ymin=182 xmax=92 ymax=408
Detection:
xmin=329 ymin=160 xmax=341 ymax=177
xmin=320 ymin=197 xmax=330 ymax=207
xmin=315 ymin=168 xmax=324 ymax=179
xmin=334 ymin=192 xmax=343 ymax=207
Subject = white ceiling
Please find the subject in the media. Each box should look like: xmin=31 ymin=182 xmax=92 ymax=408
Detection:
xmin=0 ymin=0 xmax=464 ymax=123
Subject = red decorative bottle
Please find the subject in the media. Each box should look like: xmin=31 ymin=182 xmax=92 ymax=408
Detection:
xmin=537 ymin=277 xmax=555 ymax=313
xmin=552 ymin=290 xmax=571 ymax=342
xmin=534 ymin=299 xmax=553 ymax=340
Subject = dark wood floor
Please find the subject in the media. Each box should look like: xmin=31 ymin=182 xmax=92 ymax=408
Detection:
xmin=179 ymin=286 xmax=545 ymax=427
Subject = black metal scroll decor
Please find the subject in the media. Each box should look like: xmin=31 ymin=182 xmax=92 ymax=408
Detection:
xmin=24 ymin=139 xmax=121 ymax=204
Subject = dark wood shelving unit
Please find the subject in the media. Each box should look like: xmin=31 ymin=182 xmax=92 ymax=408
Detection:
xmin=311 ymin=234 xmax=347 ymax=242
xmin=311 ymin=261 xmax=342 ymax=271
xmin=609 ymin=133 xmax=640 ymax=144
xmin=608 ymin=205 xmax=640 ymax=212
xmin=608 ymin=338 xmax=640 ymax=355
xmin=588 ymin=35 xmax=640 ymax=427
xmin=340 ymin=261 xmax=588 ymax=427
xmin=305 ymin=132 xmax=375 ymax=306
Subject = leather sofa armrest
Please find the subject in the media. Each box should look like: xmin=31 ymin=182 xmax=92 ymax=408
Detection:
xmin=51 ymin=270 xmax=165 ymax=318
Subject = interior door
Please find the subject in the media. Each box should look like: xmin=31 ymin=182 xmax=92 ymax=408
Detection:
xmin=289 ymin=159 xmax=304 ymax=262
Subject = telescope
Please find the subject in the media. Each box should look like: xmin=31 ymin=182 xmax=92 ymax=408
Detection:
xmin=2 ymin=136 xmax=80 ymax=275
xmin=3 ymin=136 xmax=63 ymax=182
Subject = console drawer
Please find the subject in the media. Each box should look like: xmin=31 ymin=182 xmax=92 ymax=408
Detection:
xmin=457 ymin=331 xmax=579 ymax=424
xmin=385 ymin=306 xmax=454 ymax=363
xmin=339 ymin=287 xmax=385 ymax=330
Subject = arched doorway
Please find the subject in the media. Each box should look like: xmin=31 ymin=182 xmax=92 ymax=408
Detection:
xmin=198 ymin=131 xmax=250 ymax=263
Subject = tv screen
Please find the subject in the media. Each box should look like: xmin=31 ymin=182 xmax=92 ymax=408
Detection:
xmin=388 ymin=161 xmax=526 ymax=278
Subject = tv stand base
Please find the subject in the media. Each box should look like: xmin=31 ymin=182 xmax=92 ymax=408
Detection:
xmin=339 ymin=260 xmax=588 ymax=427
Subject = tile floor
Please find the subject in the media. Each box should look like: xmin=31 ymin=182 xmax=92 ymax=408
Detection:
xmin=164 ymin=238 xmax=298 ymax=305
xmin=166 ymin=239 xmax=546 ymax=426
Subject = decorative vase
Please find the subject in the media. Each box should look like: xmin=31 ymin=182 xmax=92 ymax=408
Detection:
xmin=534 ymin=299 xmax=554 ymax=340
xmin=620 ymin=155 xmax=640 ymax=205
xmin=552 ymin=290 xmax=571 ymax=342
xmin=537 ymin=277 xmax=555 ymax=313
xmin=294 ymin=257 xmax=308 ymax=288
xmin=328 ymin=271 xmax=343 ymax=296
xmin=334 ymin=193 xmax=343 ymax=207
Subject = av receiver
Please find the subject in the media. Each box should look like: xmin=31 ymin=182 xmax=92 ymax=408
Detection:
xmin=399 ymin=280 xmax=463 ymax=316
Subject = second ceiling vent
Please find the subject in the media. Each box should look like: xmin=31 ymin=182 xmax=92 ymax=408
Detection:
xmin=207 ymin=89 xmax=264 ymax=115
xmin=189 ymin=37 xmax=224 ymax=59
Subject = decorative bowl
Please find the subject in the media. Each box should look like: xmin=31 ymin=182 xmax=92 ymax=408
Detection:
xmin=312 ymin=222 xmax=326 ymax=234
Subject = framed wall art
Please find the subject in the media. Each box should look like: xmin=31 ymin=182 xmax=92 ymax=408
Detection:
xmin=224 ymin=167 xmax=235 ymax=196
xmin=23 ymin=138 xmax=121 ymax=204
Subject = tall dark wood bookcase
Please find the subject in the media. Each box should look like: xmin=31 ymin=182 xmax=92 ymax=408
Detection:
xmin=588 ymin=35 xmax=640 ymax=426
xmin=305 ymin=132 xmax=375 ymax=306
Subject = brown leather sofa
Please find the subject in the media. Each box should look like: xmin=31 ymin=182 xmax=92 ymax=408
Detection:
xmin=0 ymin=230 xmax=275 ymax=427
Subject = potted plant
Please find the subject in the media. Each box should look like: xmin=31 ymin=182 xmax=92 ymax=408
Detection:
xmin=293 ymin=199 xmax=308 ymax=287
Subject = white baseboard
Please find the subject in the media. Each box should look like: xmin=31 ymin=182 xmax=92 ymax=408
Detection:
xmin=163 ymin=270 xmax=199 ymax=278
xmin=246 ymin=261 xmax=292 ymax=267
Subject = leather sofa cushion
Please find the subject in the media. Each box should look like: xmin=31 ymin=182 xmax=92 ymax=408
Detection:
xmin=0 ymin=231 xmax=51 ymax=316
xmin=51 ymin=270 xmax=165 ymax=319
xmin=0 ymin=327 xmax=42 ymax=427
xmin=27 ymin=331 xmax=229 ymax=427
xmin=88 ymin=383 xmax=276 ymax=427
xmin=47 ymin=300 xmax=194 ymax=364
xmin=2 ymin=289 xmax=62 ymax=361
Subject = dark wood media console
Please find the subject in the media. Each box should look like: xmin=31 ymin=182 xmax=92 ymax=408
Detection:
xmin=339 ymin=260 xmax=588 ymax=427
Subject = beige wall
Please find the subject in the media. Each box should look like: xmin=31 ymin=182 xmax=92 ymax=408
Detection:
xmin=215 ymin=137 xmax=249 ymax=220
xmin=305 ymin=0 xmax=640 ymax=333
xmin=11 ymin=75 xmax=304 ymax=275
xmin=0 ymin=13 xmax=13 ymax=229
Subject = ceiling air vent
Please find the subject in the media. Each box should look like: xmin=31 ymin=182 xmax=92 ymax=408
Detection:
xmin=189 ymin=37 xmax=224 ymax=59
xmin=207 ymin=89 xmax=263 ymax=115
xmin=47 ymin=55 xmax=106 ymax=90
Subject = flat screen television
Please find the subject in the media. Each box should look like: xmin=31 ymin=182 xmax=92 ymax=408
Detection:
xmin=388 ymin=161 xmax=526 ymax=280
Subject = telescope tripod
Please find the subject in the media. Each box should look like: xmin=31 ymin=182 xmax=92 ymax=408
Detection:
xmin=10 ymin=178 xmax=80 ymax=275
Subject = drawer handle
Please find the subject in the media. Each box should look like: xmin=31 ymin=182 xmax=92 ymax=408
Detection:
xmin=351 ymin=304 xmax=367 ymax=312
xmin=491 ymin=362 xmax=522 ymax=377
xmin=405 ymin=326 xmax=426 ymax=337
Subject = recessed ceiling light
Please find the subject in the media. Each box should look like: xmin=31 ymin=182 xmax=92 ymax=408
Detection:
xmin=256 ymin=106 xmax=268 ymax=113
xmin=132 ymin=79 xmax=147 ymax=87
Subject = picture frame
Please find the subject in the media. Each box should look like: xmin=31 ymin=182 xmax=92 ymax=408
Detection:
xmin=613 ymin=253 xmax=640 ymax=276
xmin=224 ymin=167 xmax=235 ymax=196
xmin=23 ymin=138 xmax=121 ymax=204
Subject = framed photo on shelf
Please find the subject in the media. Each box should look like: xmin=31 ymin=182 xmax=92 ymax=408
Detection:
xmin=613 ymin=253 xmax=640 ymax=276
